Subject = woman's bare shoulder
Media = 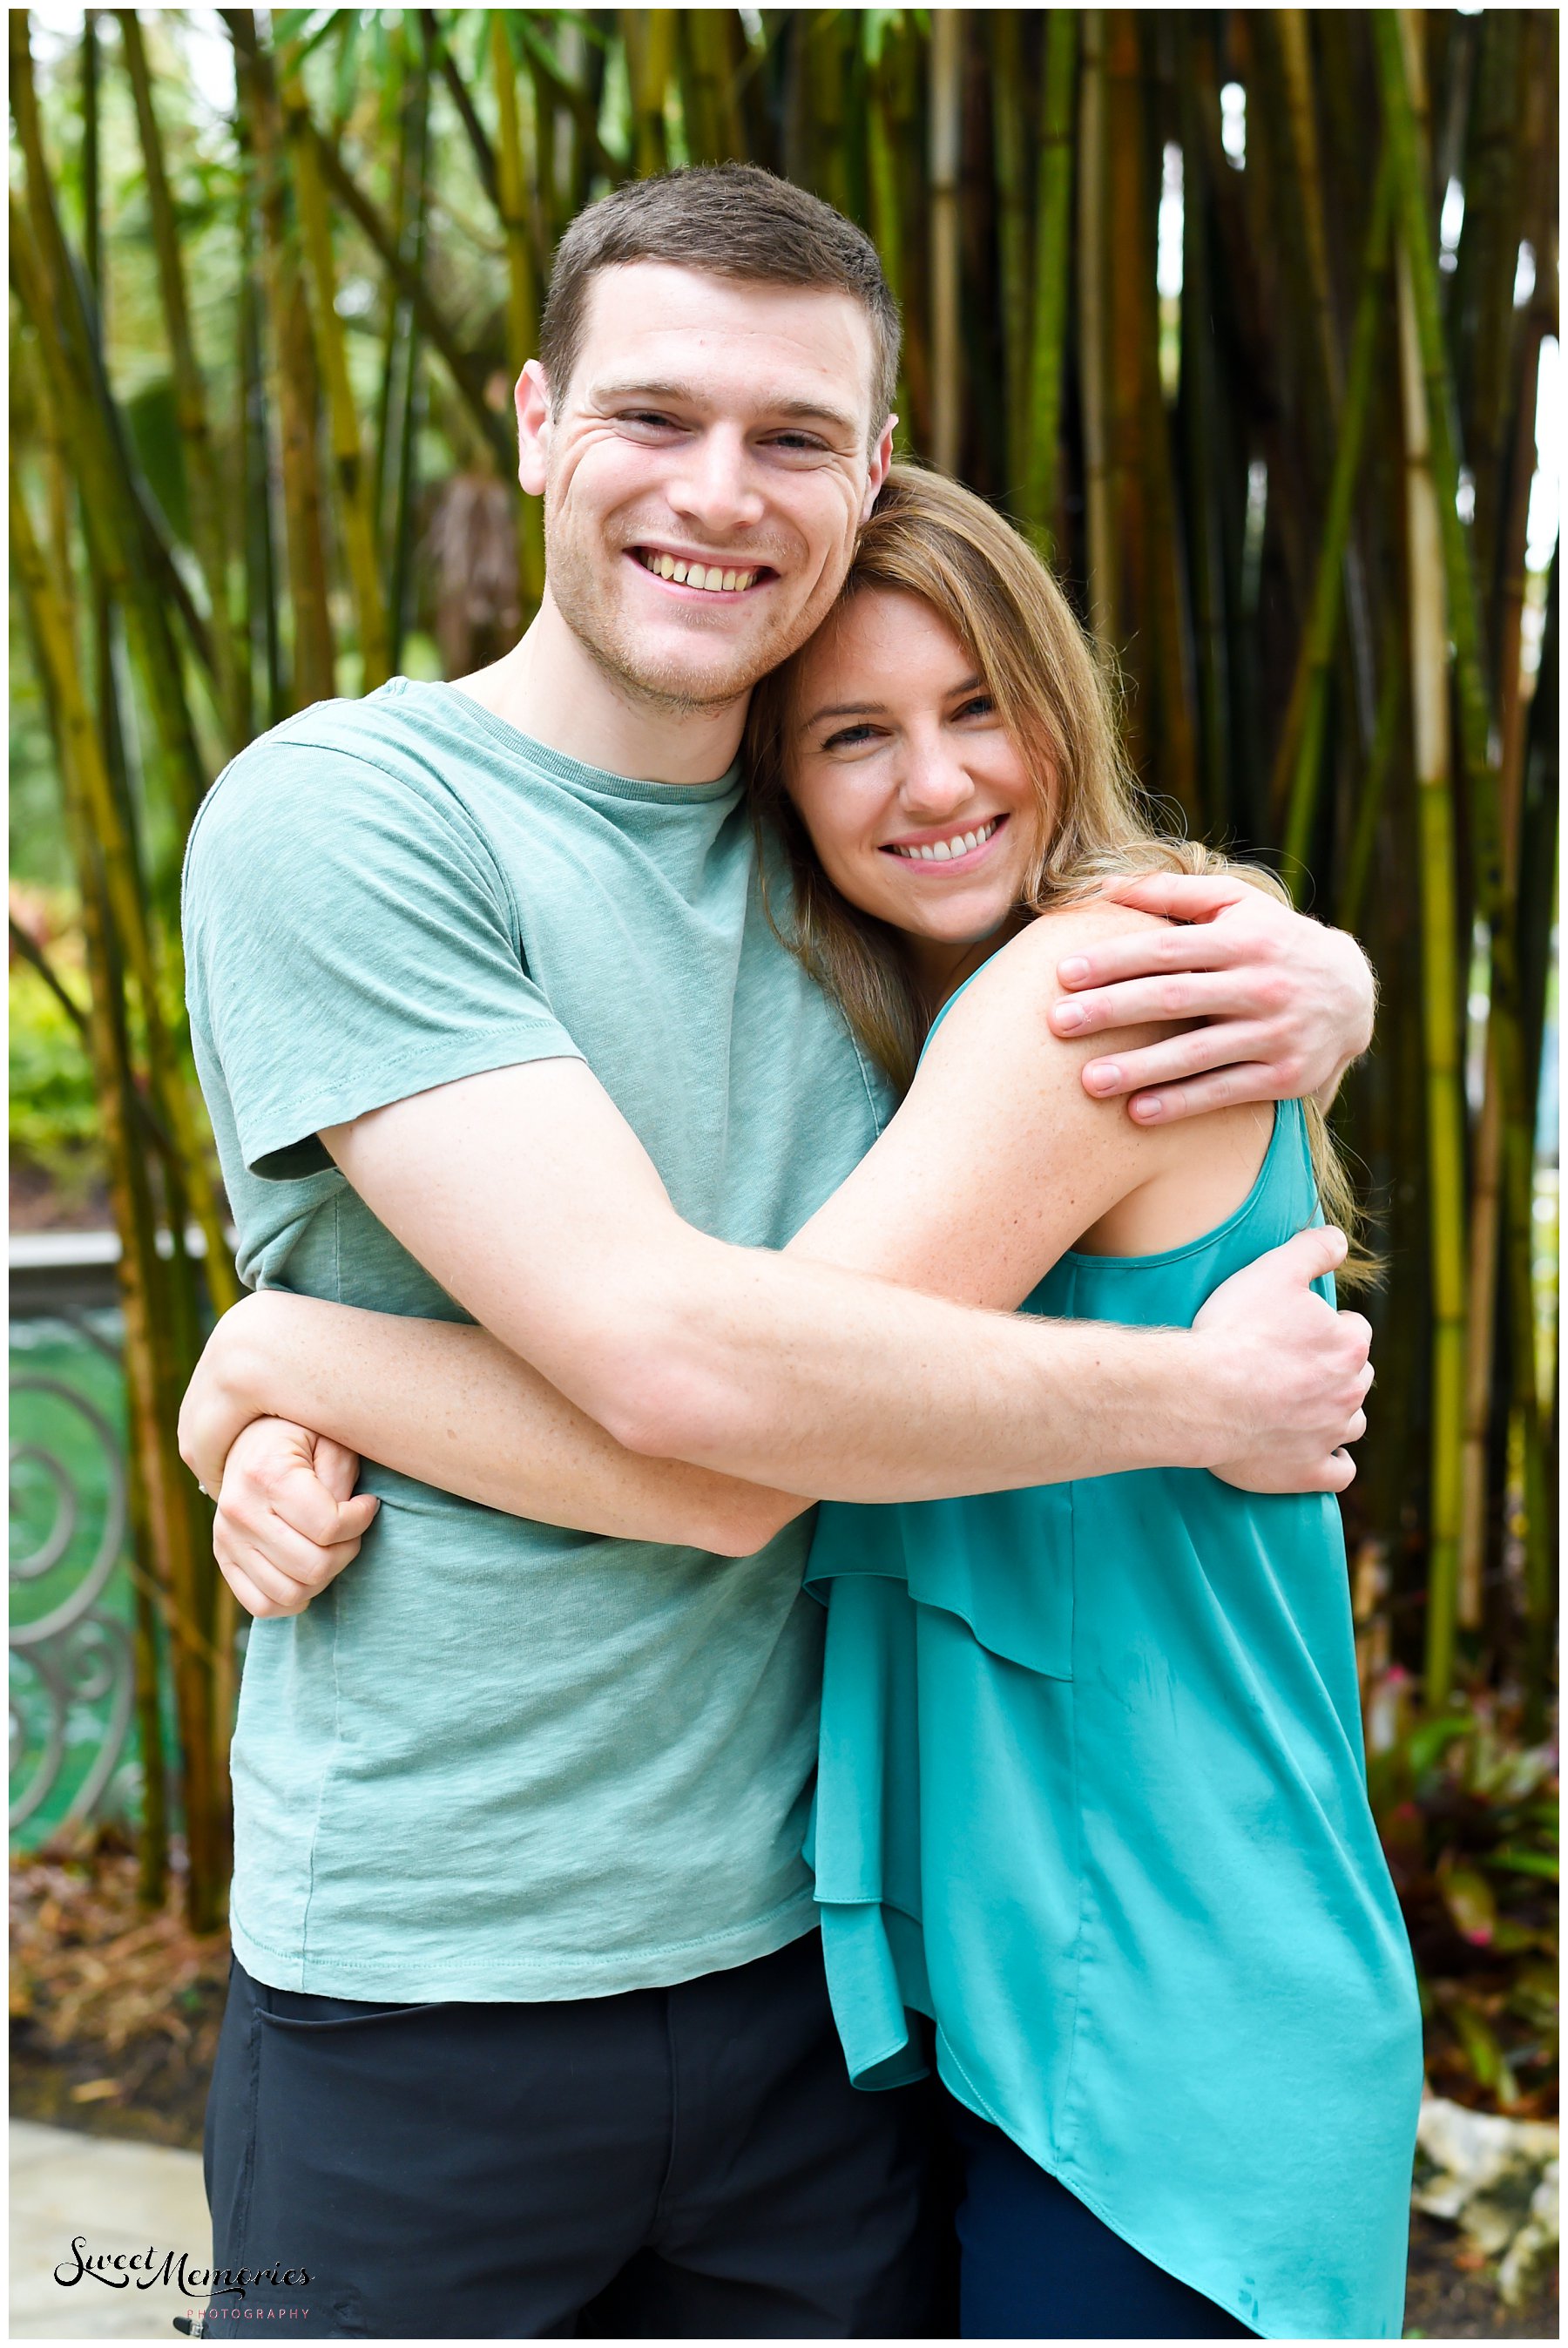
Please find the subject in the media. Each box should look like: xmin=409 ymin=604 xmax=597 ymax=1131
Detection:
xmin=941 ymin=898 xmax=1174 ymax=1029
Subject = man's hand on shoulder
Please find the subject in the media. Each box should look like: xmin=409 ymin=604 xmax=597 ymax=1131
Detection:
xmin=1193 ymin=1227 xmax=1373 ymax=1493
xmin=1046 ymin=872 xmax=1376 ymax=1124
xmin=209 ymin=1418 xmax=378 ymax=1621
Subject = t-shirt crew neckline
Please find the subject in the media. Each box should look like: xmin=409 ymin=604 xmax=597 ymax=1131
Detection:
xmin=403 ymin=675 xmax=745 ymax=806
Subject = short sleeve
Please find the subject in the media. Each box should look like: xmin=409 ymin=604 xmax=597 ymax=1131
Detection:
xmin=183 ymin=742 xmax=583 ymax=1180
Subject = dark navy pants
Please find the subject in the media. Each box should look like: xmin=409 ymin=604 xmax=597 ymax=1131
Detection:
xmin=946 ymin=2094 xmax=1254 ymax=2339
xmin=202 ymin=1933 xmax=946 ymax=2338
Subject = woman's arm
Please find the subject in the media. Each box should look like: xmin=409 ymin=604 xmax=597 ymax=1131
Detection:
xmin=787 ymin=903 xmax=1272 ymax=1296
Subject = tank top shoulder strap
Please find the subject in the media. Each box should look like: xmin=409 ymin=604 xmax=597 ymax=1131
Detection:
xmin=921 ymin=963 xmax=990 ymax=1063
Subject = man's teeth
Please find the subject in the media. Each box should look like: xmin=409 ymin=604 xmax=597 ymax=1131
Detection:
xmin=889 ymin=819 xmax=1000 ymax=863
xmin=639 ymin=551 xmax=758 ymax=592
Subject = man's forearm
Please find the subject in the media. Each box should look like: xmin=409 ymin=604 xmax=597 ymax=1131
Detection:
xmin=572 ymin=1232 xmax=1221 ymax=1499
xmin=212 ymin=1296 xmax=802 ymax=1554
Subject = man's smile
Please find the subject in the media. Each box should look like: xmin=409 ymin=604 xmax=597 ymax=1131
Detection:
xmin=629 ymin=545 xmax=776 ymax=597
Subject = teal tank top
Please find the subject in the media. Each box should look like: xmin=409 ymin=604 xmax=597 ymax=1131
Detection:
xmin=805 ymin=1085 xmax=1423 ymax=2340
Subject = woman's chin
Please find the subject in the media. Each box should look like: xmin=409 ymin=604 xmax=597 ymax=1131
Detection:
xmin=882 ymin=896 xmax=1021 ymax=947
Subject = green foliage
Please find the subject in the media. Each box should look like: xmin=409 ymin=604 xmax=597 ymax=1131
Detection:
xmin=1369 ymin=1671 xmax=1558 ymax=2115
xmin=9 ymin=948 xmax=104 ymax=1201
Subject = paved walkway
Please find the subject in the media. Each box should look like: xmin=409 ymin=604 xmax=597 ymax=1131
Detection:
xmin=10 ymin=2121 xmax=210 ymax=2340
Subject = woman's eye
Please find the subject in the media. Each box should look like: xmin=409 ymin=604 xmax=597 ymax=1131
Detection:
xmin=955 ymin=694 xmax=996 ymax=721
xmin=821 ymin=723 xmax=881 ymax=752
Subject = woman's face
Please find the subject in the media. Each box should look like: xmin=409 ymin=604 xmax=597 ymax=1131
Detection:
xmin=785 ymin=588 xmax=1044 ymax=971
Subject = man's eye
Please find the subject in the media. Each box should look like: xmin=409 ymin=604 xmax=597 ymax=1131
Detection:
xmin=621 ymin=410 xmax=681 ymax=431
xmin=768 ymin=431 xmax=828 ymax=455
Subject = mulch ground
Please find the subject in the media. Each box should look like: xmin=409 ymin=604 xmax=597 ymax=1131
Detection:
xmin=10 ymin=1838 xmax=1558 ymax=2338
xmin=10 ymin=1833 xmax=228 ymax=2151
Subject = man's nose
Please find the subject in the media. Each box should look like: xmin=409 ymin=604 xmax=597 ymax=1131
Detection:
xmin=665 ymin=428 xmax=766 ymax=536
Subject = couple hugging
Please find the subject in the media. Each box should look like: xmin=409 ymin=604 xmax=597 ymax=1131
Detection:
xmin=179 ymin=166 xmax=1422 ymax=2341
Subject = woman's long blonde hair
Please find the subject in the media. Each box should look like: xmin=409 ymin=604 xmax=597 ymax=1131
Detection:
xmin=747 ymin=464 xmax=1367 ymax=1271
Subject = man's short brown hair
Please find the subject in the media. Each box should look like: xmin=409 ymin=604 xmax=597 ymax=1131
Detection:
xmin=539 ymin=165 xmax=901 ymax=433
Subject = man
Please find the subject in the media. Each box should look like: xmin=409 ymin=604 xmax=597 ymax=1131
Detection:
xmin=181 ymin=167 xmax=1374 ymax=2338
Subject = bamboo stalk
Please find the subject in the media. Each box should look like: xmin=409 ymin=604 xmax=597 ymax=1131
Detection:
xmin=928 ymin=11 xmax=963 ymax=476
xmin=386 ymin=50 xmax=430 ymax=669
xmin=420 ymin=12 xmax=499 ymax=209
xmin=227 ymin=12 xmax=335 ymax=709
xmin=310 ymin=118 xmax=513 ymax=474
xmin=1378 ymin=9 xmax=1549 ymax=1692
xmin=865 ymin=24 xmax=912 ymax=443
xmin=10 ymin=32 xmax=209 ymax=829
xmin=280 ymin=49 xmax=390 ymax=691
xmin=1177 ymin=39 xmax=1231 ymax=833
xmin=1077 ymin=12 xmax=1114 ymax=642
xmin=492 ymin=12 xmax=545 ymax=615
xmin=118 ymin=10 xmax=245 ymax=753
xmin=989 ymin=13 xmax=1030 ymax=501
xmin=1339 ymin=636 xmax=1405 ymax=939
xmin=1281 ymin=153 xmax=1394 ymax=897
xmin=1021 ymin=12 xmax=1078 ymax=545
xmin=84 ymin=29 xmax=178 ymax=1879
xmin=12 ymin=457 xmax=229 ymax=1927
xmin=1275 ymin=13 xmax=1342 ymax=403
xmin=1396 ymin=242 xmax=1467 ymax=1709
xmin=10 ymin=431 xmax=237 ymax=1315
xmin=1456 ymin=311 xmax=1550 ymax=1628
xmin=683 ymin=9 xmax=742 ymax=166
xmin=622 ymin=10 xmax=674 ymax=179
xmin=1452 ymin=10 xmax=1524 ymax=604
xmin=512 ymin=14 xmax=623 ymax=191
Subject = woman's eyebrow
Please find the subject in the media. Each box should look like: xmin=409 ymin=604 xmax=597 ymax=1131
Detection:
xmin=801 ymin=699 xmax=889 ymax=727
xmin=801 ymin=676 xmax=988 ymax=730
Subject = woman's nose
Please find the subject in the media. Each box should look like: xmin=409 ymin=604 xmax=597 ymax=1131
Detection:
xmin=898 ymin=749 xmax=977 ymax=822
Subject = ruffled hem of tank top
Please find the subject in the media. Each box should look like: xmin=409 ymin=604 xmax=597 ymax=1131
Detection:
xmin=816 ymin=1898 xmax=934 ymax=2090
xmin=805 ymin=1498 xmax=1075 ymax=1682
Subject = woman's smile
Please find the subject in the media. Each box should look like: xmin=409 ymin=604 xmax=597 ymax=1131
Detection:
xmin=882 ymin=813 xmax=1009 ymax=869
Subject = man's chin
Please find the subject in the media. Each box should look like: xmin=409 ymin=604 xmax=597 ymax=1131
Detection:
xmin=588 ymin=622 xmax=790 ymax=714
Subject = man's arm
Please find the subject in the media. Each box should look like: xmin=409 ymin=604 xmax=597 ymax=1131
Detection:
xmin=1049 ymin=872 xmax=1376 ymax=1122
xmin=319 ymin=1053 xmax=1368 ymax=1504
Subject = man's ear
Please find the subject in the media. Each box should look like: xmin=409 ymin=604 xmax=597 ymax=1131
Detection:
xmin=861 ymin=414 xmax=896 ymax=524
xmin=516 ymin=360 xmax=551 ymax=498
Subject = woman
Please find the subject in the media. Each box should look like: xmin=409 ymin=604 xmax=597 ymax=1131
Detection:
xmin=184 ymin=469 xmax=1420 ymax=2338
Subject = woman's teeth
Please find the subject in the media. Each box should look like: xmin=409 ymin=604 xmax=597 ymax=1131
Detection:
xmin=637 ymin=550 xmax=759 ymax=593
xmin=888 ymin=818 xmax=1000 ymax=863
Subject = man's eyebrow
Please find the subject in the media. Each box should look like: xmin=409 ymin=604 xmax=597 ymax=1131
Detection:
xmin=591 ymin=378 xmax=862 ymax=436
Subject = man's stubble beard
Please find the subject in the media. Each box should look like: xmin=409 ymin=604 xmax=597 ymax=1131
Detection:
xmin=544 ymin=499 xmax=837 ymax=721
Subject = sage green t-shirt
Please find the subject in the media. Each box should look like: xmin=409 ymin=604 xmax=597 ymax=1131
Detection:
xmin=183 ymin=679 xmax=891 ymax=2000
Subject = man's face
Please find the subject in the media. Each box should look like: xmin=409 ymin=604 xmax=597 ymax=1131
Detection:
xmin=522 ymin=263 xmax=891 ymax=714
